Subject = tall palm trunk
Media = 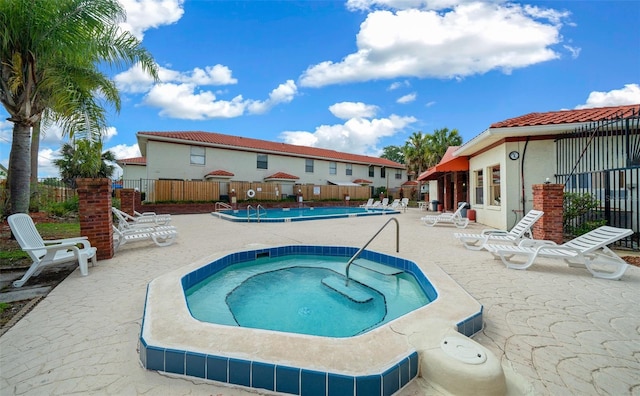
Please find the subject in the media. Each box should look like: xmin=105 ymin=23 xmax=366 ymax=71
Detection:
xmin=8 ymin=123 xmax=31 ymax=214
xmin=30 ymin=121 xmax=41 ymax=184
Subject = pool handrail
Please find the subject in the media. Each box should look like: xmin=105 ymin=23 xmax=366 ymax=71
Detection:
xmin=215 ymin=202 xmax=232 ymax=212
xmin=345 ymin=217 xmax=399 ymax=286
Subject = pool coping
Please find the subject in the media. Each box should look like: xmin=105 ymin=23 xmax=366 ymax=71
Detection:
xmin=212 ymin=206 xmax=401 ymax=222
xmin=139 ymin=245 xmax=483 ymax=395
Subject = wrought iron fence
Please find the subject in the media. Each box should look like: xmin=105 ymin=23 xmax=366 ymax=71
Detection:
xmin=555 ymin=107 xmax=639 ymax=250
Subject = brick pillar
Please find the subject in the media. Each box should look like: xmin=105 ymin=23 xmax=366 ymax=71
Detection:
xmin=77 ymin=178 xmax=114 ymax=260
xmin=532 ymin=184 xmax=564 ymax=244
xmin=120 ymin=189 xmax=135 ymax=216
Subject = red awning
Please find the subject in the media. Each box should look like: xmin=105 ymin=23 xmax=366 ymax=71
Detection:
xmin=417 ymin=147 xmax=469 ymax=181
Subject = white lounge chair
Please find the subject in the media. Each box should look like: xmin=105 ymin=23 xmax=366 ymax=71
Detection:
xmin=421 ymin=202 xmax=469 ymax=228
xmin=400 ymin=198 xmax=409 ymax=212
xmin=389 ymin=199 xmax=401 ymax=209
xmin=7 ymin=213 xmax=97 ymax=287
xmin=454 ymin=209 xmax=544 ymax=250
xmin=113 ymin=225 xmax=178 ymax=251
xmin=380 ymin=198 xmax=390 ymax=208
xmin=484 ymin=226 xmax=633 ymax=280
xmin=359 ymin=198 xmax=374 ymax=208
xmin=112 ymin=207 xmax=171 ymax=231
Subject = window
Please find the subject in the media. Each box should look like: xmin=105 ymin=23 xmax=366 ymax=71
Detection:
xmin=395 ymin=169 xmax=402 ymax=180
xmin=190 ymin=146 xmax=205 ymax=165
xmin=305 ymin=159 xmax=314 ymax=173
xmin=346 ymin=164 xmax=352 ymax=176
xmin=257 ymin=154 xmax=268 ymax=169
xmin=329 ymin=162 xmax=337 ymax=175
xmin=368 ymin=166 xmax=374 ymax=177
xmin=380 ymin=167 xmax=386 ymax=178
xmin=475 ymin=170 xmax=483 ymax=205
xmin=489 ymin=165 xmax=500 ymax=205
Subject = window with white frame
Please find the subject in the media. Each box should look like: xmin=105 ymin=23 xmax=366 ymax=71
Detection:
xmin=305 ymin=159 xmax=314 ymax=173
xmin=329 ymin=162 xmax=337 ymax=175
xmin=257 ymin=154 xmax=268 ymax=169
xmin=475 ymin=170 xmax=483 ymax=205
xmin=489 ymin=165 xmax=500 ymax=205
xmin=395 ymin=169 xmax=402 ymax=179
xmin=368 ymin=166 xmax=374 ymax=177
xmin=346 ymin=164 xmax=352 ymax=176
xmin=380 ymin=167 xmax=386 ymax=178
xmin=190 ymin=146 xmax=205 ymax=165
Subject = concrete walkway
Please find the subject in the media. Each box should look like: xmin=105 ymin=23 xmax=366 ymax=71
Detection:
xmin=1 ymin=210 xmax=638 ymax=395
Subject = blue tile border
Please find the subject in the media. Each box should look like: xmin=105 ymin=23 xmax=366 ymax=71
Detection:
xmin=144 ymin=245 xmax=484 ymax=395
xmin=212 ymin=206 xmax=400 ymax=223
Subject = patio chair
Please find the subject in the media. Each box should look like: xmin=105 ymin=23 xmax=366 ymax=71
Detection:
xmin=112 ymin=207 xmax=171 ymax=231
xmin=7 ymin=213 xmax=97 ymax=287
xmin=453 ymin=209 xmax=544 ymax=250
xmin=381 ymin=198 xmax=390 ymax=208
xmin=421 ymin=202 xmax=469 ymax=228
xmin=359 ymin=198 xmax=374 ymax=208
xmin=389 ymin=199 xmax=401 ymax=209
xmin=484 ymin=226 xmax=633 ymax=280
xmin=400 ymin=198 xmax=409 ymax=212
xmin=113 ymin=225 xmax=178 ymax=251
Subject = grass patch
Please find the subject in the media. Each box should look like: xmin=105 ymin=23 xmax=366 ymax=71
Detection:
xmin=35 ymin=222 xmax=80 ymax=239
xmin=0 ymin=302 xmax=9 ymax=314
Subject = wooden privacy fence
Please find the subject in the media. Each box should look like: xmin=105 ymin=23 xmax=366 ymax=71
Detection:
xmin=295 ymin=184 xmax=370 ymax=201
xmin=153 ymin=180 xmax=220 ymax=202
xmin=146 ymin=180 xmax=372 ymax=202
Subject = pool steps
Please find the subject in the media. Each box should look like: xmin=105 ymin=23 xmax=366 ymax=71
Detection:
xmin=321 ymin=275 xmax=373 ymax=303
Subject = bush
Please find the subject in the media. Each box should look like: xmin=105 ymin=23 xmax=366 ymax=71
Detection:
xmin=44 ymin=196 xmax=79 ymax=217
xmin=563 ymin=192 xmax=602 ymax=236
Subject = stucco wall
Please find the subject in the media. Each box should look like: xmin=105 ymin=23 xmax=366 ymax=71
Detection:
xmin=469 ymin=139 xmax=556 ymax=230
xmin=120 ymin=164 xmax=147 ymax=181
xmin=143 ymin=141 xmax=406 ymax=190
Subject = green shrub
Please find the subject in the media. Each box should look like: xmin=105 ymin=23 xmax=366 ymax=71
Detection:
xmin=44 ymin=196 xmax=79 ymax=217
xmin=563 ymin=192 xmax=602 ymax=236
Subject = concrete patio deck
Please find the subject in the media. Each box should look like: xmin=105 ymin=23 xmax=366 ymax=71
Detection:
xmin=1 ymin=209 xmax=639 ymax=395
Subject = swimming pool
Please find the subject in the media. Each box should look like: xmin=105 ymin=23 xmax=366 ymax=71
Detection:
xmin=213 ymin=206 xmax=399 ymax=222
xmin=139 ymin=245 xmax=507 ymax=395
xmin=184 ymin=254 xmax=432 ymax=337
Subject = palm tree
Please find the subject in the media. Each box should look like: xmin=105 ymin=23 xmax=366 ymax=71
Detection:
xmin=404 ymin=132 xmax=429 ymax=199
xmin=0 ymin=0 xmax=158 ymax=215
xmin=425 ymin=127 xmax=463 ymax=166
xmin=54 ymin=140 xmax=116 ymax=188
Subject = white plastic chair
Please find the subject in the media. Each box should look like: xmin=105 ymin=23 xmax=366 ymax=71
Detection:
xmin=400 ymin=198 xmax=409 ymax=212
xmin=454 ymin=210 xmax=544 ymax=250
xmin=359 ymin=198 xmax=374 ymax=208
xmin=484 ymin=226 xmax=633 ymax=280
xmin=421 ymin=202 xmax=469 ymax=228
xmin=7 ymin=213 xmax=97 ymax=287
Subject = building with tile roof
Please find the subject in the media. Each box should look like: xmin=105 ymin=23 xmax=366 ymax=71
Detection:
xmin=419 ymin=104 xmax=639 ymax=243
xmin=119 ymin=131 xmax=406 ymax=198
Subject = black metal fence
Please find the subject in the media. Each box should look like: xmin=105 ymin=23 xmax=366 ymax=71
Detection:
xmin=555 ymin=107 xmax=639 ymax=250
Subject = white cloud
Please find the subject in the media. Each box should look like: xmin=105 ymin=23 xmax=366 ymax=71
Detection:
xmin=118 ymin=0 xmax=185 ymax=40
xmin=280 ymin=112 xmax=416 ymax=156
xmin=144 ymin=83 xmax=246 ymax=119
xmin=247 ymin=80 xmax=298 ymax=114
xmin=329 ymin=102 xmax=379 ymax=119
xmin=108 ymin=143 xmax=142 ymax=160
xmin=301 ymin=3 xmax=569 ymax=87
xmin=575 ymin=84 xmax=640 ymax=109
xmin=115 ymin=63 xmax=237 ymax=94
xmin=103 ymin=127 xmax=118 ymax=142
xmin=397 ymin=92 xmax=416 ymax=104
xmin=37 ymin=147 xmax=60 ymax=178
xmin=388 ymin=80 xmax=411 ymax=90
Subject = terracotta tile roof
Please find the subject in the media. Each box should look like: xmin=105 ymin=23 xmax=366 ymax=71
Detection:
xmin=137 ymin=131 xmax=404 ymax=168
xmin=117 ymin=156 xmax=146 ymax=165
xmin=265 ymin=172 xmax=299 ymax=180
xmin=491 ymin=104 xmax=640 ymax=128
xmin=352 ymin=178 xmax=372 ymax=184
xmin=205 ymin=170 xmax=234 ymax=177
xmin=402 ymin=180 xmax=418 ymax=186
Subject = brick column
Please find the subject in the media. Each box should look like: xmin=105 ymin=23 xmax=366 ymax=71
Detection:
xmin=120 ymin=189 xmax=136 ymax=216
xmin=532 ymin=184 xmax=564 ymax=244
xmin=77 ymin=178 xmax=113 ymax=260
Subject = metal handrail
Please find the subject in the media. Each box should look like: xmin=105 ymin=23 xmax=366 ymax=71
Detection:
xmin=256 ymin=204 xmax=267 ymax=221
xmin=247 ymin=205 xmax=255 ymax=222
xmin=215 ymin=202 xmax=232 ymax=211
xmin=345 ymin=217 xmax=399 ymax=286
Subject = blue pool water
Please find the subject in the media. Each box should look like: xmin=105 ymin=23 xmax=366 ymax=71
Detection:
xmin=214 ymin=206 xmax=399 ymax=222
xmin=184 ymin=254 xmax=432 ymax=337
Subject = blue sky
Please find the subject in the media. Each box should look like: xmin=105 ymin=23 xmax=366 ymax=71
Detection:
xmin=1 ymin=0 xmax=639 ymax=178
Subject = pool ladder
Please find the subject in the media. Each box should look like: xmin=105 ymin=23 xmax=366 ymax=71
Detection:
xmin=247 ymin=204 xmax=267 ymax=222
xmin=345 ymin=217 xmax=399 ymax=286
